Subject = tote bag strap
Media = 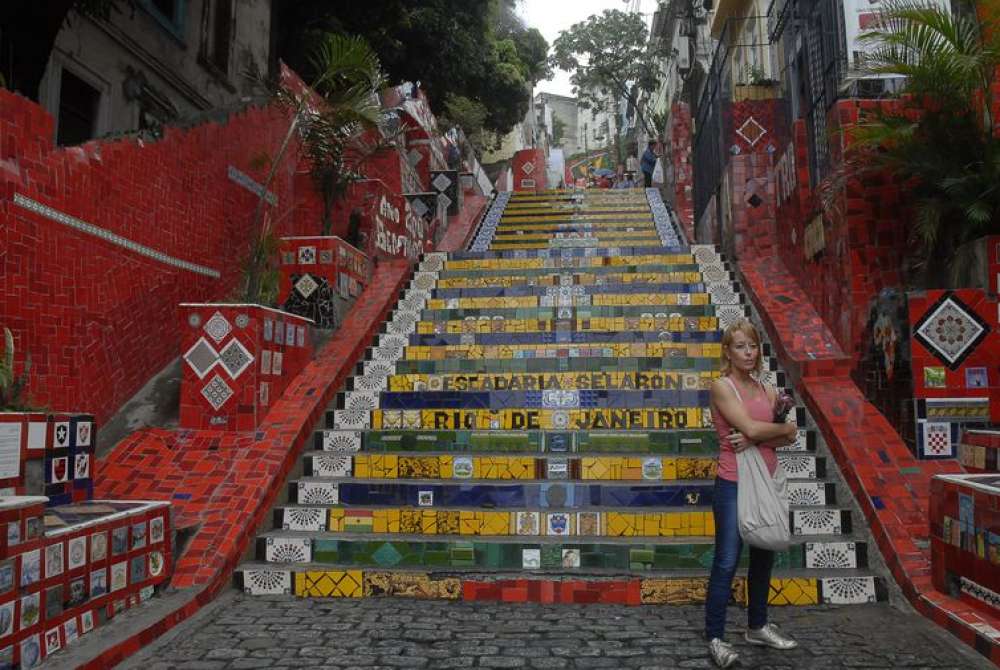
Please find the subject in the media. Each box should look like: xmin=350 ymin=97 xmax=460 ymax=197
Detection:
xmin=723 ymin=376 xmax=743 ymax=403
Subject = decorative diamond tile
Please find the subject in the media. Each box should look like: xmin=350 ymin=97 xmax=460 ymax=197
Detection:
xmin=295 ymin=273 xmax=319 ymax=299
xmin=736 ymin=116 xmax=767 ymax=146
xmin=201 ymin=374 xmax=234 ymax=411
xmin=913 ymin=292 xmax=989 ymax=369
xmin=521 ymin=161 xmax=535 ymax=175
xmin=438 ymin=194 xmax=452 ymax=210
xmin=203 ymin=312 xmax=232 ymax=343
xmin=183 ymin=337 xmax=219 ymax=379
xmin=432 ymin=173 xmax=453 ymax=191
xmin=411 ymin=198 xmax=429 ymax=218
xmin=408 ymin=149 xmax=423 ymax=166
xmin=243 ymin=569 xmax=291 ymax=595
xmin=218 ymin=338 xmax=254 ymax=379
xmin=265 ymin=537 xmax=311 ymax=563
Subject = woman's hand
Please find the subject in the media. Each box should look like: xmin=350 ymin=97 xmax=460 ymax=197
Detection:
xmin=726 ymin=430 xmax=752 ymax=453
xmin=780 ymin=421 xmax=798 ymax=445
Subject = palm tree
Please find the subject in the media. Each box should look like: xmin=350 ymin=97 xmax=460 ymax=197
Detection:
xmin=834 ymin=0 xmax=1000 ymax=286
xmin=244 ymin=34 xmax=386 ymax=304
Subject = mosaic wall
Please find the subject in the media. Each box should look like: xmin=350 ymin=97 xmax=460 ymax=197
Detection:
xmin=0 ymin=413 xmax=172 ymax=668
xmin=0 ymin=79 xmax=325 ymax=427
xmin=179 ymin=305 xmax=314 ymax=431
xmin=278 ymin=237 xmax=371 ymax=328
xmin=235 ymin=188 xmax=886 ymax=607
xmin=930 ymin=473 xmax=1000 ymax=620
xmin=0 ymin=414 xmax=95 ymax=507
xmin=908 ymin=289 xmax=999 ymax=458
xmin=511 ymin=149 xmax=546 ymax=192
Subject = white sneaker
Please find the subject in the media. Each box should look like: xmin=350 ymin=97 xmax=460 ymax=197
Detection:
xmin=745 ymin=623 xmax=798 ymax=650
xmin=708 ymin=637 xmax=739 ymax=668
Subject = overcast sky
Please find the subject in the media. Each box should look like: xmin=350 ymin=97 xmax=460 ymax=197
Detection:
xmin=517 ymin=0 xmax=655 ymax=98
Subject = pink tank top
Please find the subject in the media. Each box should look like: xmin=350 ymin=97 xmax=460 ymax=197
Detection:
xmin=712 ymin=376 xmax=779 ymax=482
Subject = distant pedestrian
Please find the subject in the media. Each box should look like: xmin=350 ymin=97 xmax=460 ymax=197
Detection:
xmin=640 ymin=139 xmax=658 ymax=188
xmin=705 ymin=319 xmax=799 ymax=668
xmin=625 ymin=153 xmax=639 ymax=182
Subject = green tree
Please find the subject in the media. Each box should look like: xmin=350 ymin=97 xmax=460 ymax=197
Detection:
xmin=827 ymin=0 xmax=1000 ymax=286
xmin=550 ymin=9 xmax=661 ymax=136
xmin=552 ymin=116 xmax=568 ymax=145
xmin=272 ymin=0 xmax=549 ymax=139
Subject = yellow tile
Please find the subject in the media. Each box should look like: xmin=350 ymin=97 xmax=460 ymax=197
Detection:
xmin=662 ymin=458 xmax=677 ymax=480
xmin=328 ymin=508 xmax=344 ymax=532
xmin=421 ymin=510 xmax=438 ymax=535
xmin=768 ymin=578 xmax=819 ymax=606
xmin=353 ymin=455 xmax=370 ymax=479
xmin=439 ymin=455 xmax=452 ymax=479
xmin=387 ymin=509 xmax=400 ymax=533
xmin=295 ymin=570 xmax=364 ymax=597
xmin=460 ymin=511 xmax=478 ymax=535
xmin=372 ymin=510 xmax=388 ymax=534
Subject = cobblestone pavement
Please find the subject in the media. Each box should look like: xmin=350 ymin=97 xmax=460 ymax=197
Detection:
xmin=121 ymin=591 xmax=993 ymax=670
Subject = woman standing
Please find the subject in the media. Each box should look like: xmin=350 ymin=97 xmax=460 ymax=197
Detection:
xmin=705 ymin=319 xmax=799 ymax=668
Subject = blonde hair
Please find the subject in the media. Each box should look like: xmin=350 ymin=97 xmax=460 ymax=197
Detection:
xmin=720 ymin=318 xmax=763 ymax=376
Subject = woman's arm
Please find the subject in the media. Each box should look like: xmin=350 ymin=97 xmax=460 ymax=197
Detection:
xmin=710 ymin=379 xmax=796 ymax=444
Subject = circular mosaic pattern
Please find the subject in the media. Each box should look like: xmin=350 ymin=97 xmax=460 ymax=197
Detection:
xmin=552 ymin=410 xmax=569 ymax=430
xmin=823 ymin=577 xmax=872 ymax=603
xmin=780 ymin=455 xmax=812 ymax=477
xmin=299 ymin=485 xmax=338 ymax=505
xmin=788 ymin=485 xmax=823 ymax=506
xmin=188 ymin=313 xmax=202 ymax=328
xmin=235 ymin=314 xmax=250 ymax=328
xmin=246 ymin=570 xmax=287 ymax=594
xmin=808 ymin=544 xmax=853 ymax=569
xmin=268 ymin=541 xmax=308 ymax=563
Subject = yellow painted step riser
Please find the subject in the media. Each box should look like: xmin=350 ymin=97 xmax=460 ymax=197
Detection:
xmin=351 ymin=455 xmax=717 ymax=481
xmin=415 ymin=316 xmax=718 ymax=334
xmin=424 ymin=294 xmax=711 ymax=309
xmin=386 ymin=371 xmax=719 ymax=392
xmin=291 ymin=571 xmax=822 ymax=606
xmin=435 ymin=272 xmax=705 ymax=288
xmin=325 ymin=508 xmax=715 ymax=537
xmin=488 ymin=242 xmax=663 ymax=250
xmin=404 ymin=341 xmax=720 ymax=359
xmin=373 ymin=407 xmax=702 ymax=431
xmin=488 ymin=232 xmax=661 ymax=242
xmin=444 ymin=255 xmax=695 ymax=270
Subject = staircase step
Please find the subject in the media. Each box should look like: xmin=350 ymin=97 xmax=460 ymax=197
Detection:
xmin=289 ymin=477 xmax=836 ymax=509
xmin=238 ymin=190 xmax=883 ymax=609
xmin=315 ymin=428 xmax=816 ymax=455
xmin=302 ymin=451 xmax=822 ymax=482
xmin=235 ymin=563 xmax=888 ymax=606
xmin=254 ymin=532 xmax=868 ymax=571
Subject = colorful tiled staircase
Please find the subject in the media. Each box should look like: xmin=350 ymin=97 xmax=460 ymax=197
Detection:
xmin=235 ymin=188 xmax=888 ymax=606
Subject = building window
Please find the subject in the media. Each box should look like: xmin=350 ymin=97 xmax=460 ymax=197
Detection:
xmin=57 ymin=69 xmax=101 ymax=146
xmin=210 ymin=0 xmax=233 ymax=73
xmin=142 ymin=0 xmax=186 ymax=40
xmin=200 ymin=0 xmax=235 ymax=80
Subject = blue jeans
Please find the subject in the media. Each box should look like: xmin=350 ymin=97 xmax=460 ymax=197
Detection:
xmin=704 ymin=477 xmax=774 ymax=640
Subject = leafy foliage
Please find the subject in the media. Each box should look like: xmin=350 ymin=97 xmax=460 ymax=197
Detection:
xmin=550 ymin=9 xmax=661 ymax=135
xmin=273 ymin=0 xmax=549 ymax=140
xmin=833 ymin=0 xmax=1000 ymax=286
xmin=244 ymin=34 xmax=387 ymax=304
